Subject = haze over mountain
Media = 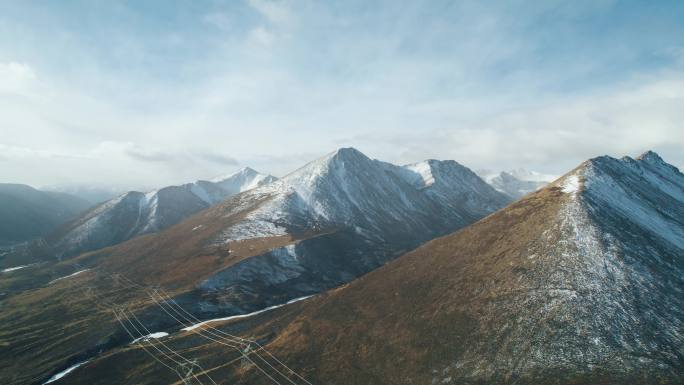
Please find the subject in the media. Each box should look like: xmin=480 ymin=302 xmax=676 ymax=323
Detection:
xmin=0 ymin=184 xmax=91 ymax=246
xmin=478 ymin=168 xmax=555 ymax=199
xmin=41 ymin=185 xmax=127 ymax=205
xmin=48 ymin=167 xmax=276 ymax=258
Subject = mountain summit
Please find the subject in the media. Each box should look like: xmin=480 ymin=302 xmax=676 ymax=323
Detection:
xmin=218 ymin=148 xmax=509 ymax=241
xmin=210 ymin=167 xmax=277 ymax=194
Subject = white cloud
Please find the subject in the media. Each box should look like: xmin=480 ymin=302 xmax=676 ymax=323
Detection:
xmin=203 ymin=12 xmax=233 ymax=31
xmin=377 ymin=71 xmax=684 ymax=174
xmin=247 ymin=0 xmax=295 ymax=26
xmin=1 ymin=1 xmax=683 ymax=189
xmin=0 ymin=62 xmax=37 ymax=94
xmin=0 ymin=143 xmax=60 ymax=159
xmin=248 ymin=26 xmax=276 ymax=47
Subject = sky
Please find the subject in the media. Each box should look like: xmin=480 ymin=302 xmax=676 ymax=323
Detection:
xmin=1 ymin=0 xmax=683 ymax=191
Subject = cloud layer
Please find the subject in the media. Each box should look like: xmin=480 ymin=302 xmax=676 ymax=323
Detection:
xmin=0 ymin=0 xmax=683 ymax=189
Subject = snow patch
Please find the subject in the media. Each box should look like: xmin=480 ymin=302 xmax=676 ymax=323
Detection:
xmin=131 ymin=331 xmax=169 ymax=344
xmin=181 ymin=295 xmax=313 ymax=331
xmin=2 ymin=263 xmax=35 ymax=273
xmin=562 ymin=174 xmax=580 ymax=194
xmin=49 ymin=269 xmax=91 ymax=285
xmin=43 ymin=360 xmax=90 ymax=384
xmin=404 ymin=161 xmax=436 ymax=187
xmin=221 ymin=219 xmax=288 ymax=241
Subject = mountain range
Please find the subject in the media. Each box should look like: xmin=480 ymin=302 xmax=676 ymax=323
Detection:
xmin=54 ymin=148 xmax=510 ymax=314
xmin=0 ymin=149 xmax=681 ymax=385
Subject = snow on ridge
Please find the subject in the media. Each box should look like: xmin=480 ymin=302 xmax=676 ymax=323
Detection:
xmin=403 ymin=161 xmax=436 ymax=188
xmin=210 ymin=166 xmax=258 ymax=183
xmin=211 ymin=167 xmax=277 ymax=193
xmin=582 ymin=158 xmax=684 ymax=250
xmin=561 ymin=174 xmax=580 ymax=195
xmin=545 ymin=152 xmax=684 ymax=368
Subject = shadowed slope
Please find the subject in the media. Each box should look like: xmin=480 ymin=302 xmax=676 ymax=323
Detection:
xmin=0 ymin=184 xmax=91 ymax=248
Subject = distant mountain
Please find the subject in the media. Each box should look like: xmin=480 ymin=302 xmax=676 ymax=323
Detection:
xmin=487 ymin=171 xmax=548 ymax=198
xmin=42 ymin=185 xmax=126 ymax=205
xmin=507 ymin=168 xmax=556 ymax=182
xmin=478 ymin=168 xmax=554 ymax=199
xmin=225 ymin=151 xmax=683 ymax=384
xmin=48 ymin=167 xmax=276 ymax=258
xmin=0 ymin=184 xmax=91 ymax=246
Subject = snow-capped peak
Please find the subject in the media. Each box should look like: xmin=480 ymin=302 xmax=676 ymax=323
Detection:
xmin=211 ymin=167 xmax=277 ymax=194
xmin=218 ymin=148 xmax=510 ymax=242
xmin=210 ymin=167 xmax=259 ymax=183
xmin=557 ymin=152 xmax=684 ymax=252
xmin=284 ymin=147 xmax=370 ymax=177
xmin=263 ymin=147 xmax=373 ymax=198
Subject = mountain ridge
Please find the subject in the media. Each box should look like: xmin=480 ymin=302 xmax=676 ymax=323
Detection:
xmin=48 ymin=167 xmax=277 ymax=258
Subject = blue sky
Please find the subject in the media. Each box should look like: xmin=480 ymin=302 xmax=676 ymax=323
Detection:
xmin=1 ymin=0 xmax=683 ymax=188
